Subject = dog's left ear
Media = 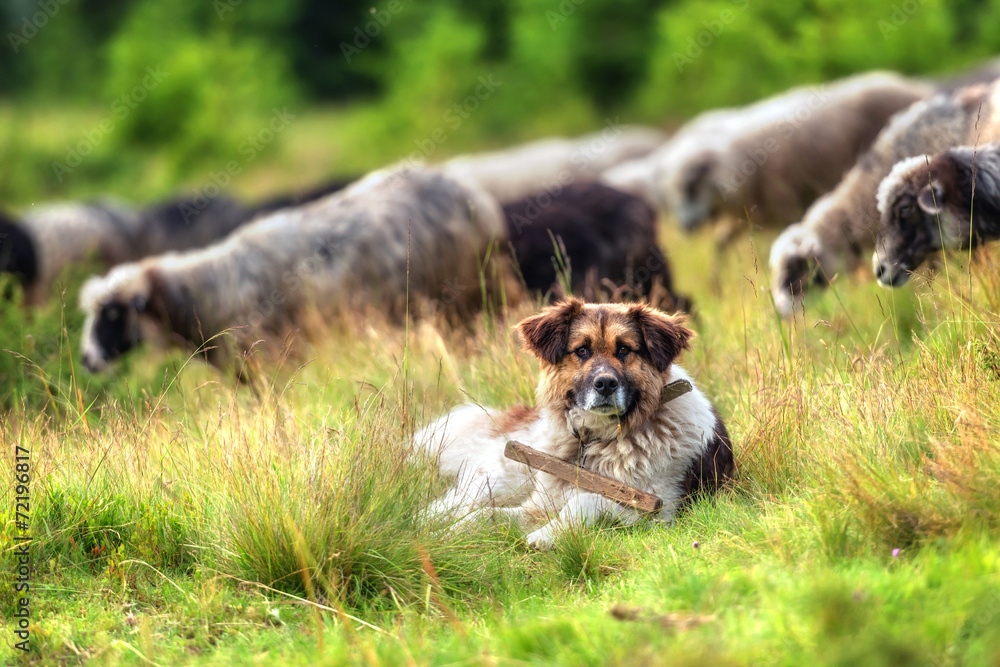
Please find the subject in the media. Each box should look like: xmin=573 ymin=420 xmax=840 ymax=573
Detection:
xmin=630 ymin=304 xmax=694 ymax=372
xmin=516 ymin=298 xmax=584 ymax=365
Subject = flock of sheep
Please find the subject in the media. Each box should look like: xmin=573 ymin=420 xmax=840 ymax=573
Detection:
xmin=3 ymin=58 xmax=1000 ymax=377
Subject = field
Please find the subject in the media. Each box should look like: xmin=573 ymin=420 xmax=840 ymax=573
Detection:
xmin=3 ymin=108 xmax=1000 ymax=666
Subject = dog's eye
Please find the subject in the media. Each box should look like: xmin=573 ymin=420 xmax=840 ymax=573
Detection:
xmin=575 ymin=346 xmax=590 ymax=360
xmin=616 ymin=345 xmax=630 ymax=360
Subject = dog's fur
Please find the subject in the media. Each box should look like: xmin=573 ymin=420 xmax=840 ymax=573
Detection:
xmin=414 ymin=299 xmax=733 ymax=550
xmin=873 ymin=143 xmax=1000 ymax=286
xmin=503 ymin=182 xmax=691 ymax=310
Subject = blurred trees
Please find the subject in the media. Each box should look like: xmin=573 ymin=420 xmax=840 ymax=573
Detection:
xmin=2 ymin=0 xmax=1000 ymax=196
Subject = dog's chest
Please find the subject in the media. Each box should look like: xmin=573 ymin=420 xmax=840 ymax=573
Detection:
xmin=550 ymin=411 xmax=686 ymax=486
xmin=579 ymin=433 xmax=657 ymax=484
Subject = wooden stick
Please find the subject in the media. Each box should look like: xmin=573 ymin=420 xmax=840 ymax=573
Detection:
xmin=660 ymin=379 xmax=692 ymax=403
xmin=504 ymin=440 xmax=662 ymax=514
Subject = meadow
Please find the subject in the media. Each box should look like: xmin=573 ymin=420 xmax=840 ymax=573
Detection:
xmin=3 ymin=101 xmax=1000 ymax=666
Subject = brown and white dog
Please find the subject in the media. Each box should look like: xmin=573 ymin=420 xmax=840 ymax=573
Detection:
xmin=414 ymin=299 xmax=734 ymax=549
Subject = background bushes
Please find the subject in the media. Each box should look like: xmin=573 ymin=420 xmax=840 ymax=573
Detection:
xmin=4 ymin=0 xmax=1000 ymax=205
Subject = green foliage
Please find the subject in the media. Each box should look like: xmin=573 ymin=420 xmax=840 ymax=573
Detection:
xmin=102 ymin=0 xmax=298 ymax=174
xmin=3 ymin=225 xmax=1000 ymax=664
xmin=0 ymin=271 xmax=180 ymax=413
xmin=7 ymin=0 xmax=1000 ymax=203
xmin=6 ymin=2 xmax=1000 ymax=664
xmin=636 ymin=0 xmax=977 ymax=119
xmin=353 ymin=8 xmax=487 ymax=160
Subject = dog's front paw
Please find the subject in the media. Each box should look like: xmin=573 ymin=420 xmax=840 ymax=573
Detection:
xmin=525 ymin=526 xmax=557 ymax=550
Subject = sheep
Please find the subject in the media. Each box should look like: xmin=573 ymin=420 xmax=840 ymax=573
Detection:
xmin=441 ymin=126 xmax=667 ymax=205
xmin=769 ymin=79 xmax=1000 ymax=316
xmin=79 ymin=166 xmax=517 ymax=374
xmin=1 ymin=178 xmax=359 ymax=305
xmin=130 ymin=194 xmax=254 ymax=259
xmin=873 ymin=142 xmax=1000 ymax=287
xmin=249 ymin=175 xmax=359 ymax=218
xmin=600 ymin=108 xmax=741 ymax=213
xmin=0 ymin=200 xmax=141 ymax=304
xmin=625 ymin=72 xmax=934 ymax=247
xmin=503 ymin=181 xmax=690 ymax=311
xmin=0 ymin=211 xmax=37 ymax=296
xmin=933 ymin=57 xmax=1000 ymax=95
xmin=0 ymin=196 xmax=256 ymax=304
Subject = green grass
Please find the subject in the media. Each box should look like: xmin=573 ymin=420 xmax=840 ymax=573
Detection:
xmin=3 ymin=111 xmax=1000 ymax=665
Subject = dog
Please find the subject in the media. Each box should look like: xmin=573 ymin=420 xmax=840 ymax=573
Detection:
xmin=414 ymin=298 xmax=734 ymax=549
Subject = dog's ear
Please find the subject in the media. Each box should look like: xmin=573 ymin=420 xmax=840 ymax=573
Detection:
xmin=630 ymin=304 xmax=693 ymax=372
xmin=516 ymin=298 xmax=584 ymax=365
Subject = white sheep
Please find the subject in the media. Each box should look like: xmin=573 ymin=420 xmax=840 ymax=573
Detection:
xmin=769 ymin=79 xmax=1000 ymax=316
xmin=441 ymin=125 xmax=667 ymax=205
xmin=79 ymin=166 xmax=516 ymax=374
xmin=607 ymin=72 xmax=933 ymax=249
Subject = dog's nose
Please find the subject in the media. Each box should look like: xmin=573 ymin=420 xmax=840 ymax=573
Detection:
xmin=593 ymin=374 xmax=619 ymax=397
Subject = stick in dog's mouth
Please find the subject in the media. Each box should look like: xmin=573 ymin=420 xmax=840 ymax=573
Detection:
xmin=506 ymin=381 xmax=694 ymax=513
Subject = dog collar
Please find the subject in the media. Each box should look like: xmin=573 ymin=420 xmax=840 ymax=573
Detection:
xmin=660 ymin=379 xmax=693 ymax=403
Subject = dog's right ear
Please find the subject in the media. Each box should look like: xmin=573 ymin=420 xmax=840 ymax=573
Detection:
xmin=516 ymin=298 xmax=584 ymax=365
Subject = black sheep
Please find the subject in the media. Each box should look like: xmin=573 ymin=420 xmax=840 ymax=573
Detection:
xmin=504 ymin=182 xmax=690 ymax=311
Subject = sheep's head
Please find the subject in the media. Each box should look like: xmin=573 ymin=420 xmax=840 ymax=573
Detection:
xmin=664 ymin=152 xmax=722 ymax=232
xmin=79 ymin=264 xmax=152 ymax=372
xmin=769 ymin=222 xmax=826 ymax=318
xmin=873 ymin=153 xmax=969 ymax=288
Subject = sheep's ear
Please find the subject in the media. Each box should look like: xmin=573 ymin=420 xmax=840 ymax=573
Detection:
xmin=918 ymin=181 xmax=945 ymax=215
xmin=516 ymin=298 xmax=584 ymax=365
xmin=630 ymin=304 xmax=694 ymax=372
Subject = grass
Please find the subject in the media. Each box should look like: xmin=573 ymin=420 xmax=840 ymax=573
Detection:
xmin=3 ymin=108 xmax=1000 ymax=665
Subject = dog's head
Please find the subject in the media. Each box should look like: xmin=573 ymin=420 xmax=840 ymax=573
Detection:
xmin=516 ymin=298 xmax=693 ymax=430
